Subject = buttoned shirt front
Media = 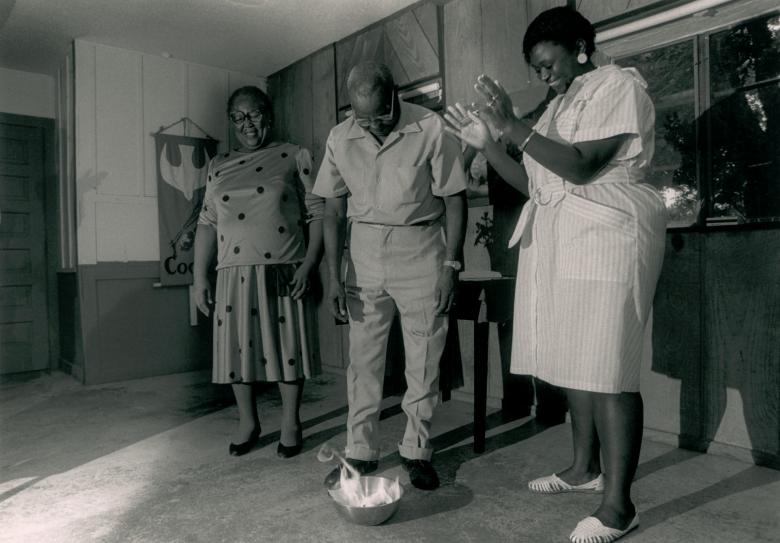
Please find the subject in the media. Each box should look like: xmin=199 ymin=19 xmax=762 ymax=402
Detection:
xmin=313 ymin=102 xmax=467 ymax=225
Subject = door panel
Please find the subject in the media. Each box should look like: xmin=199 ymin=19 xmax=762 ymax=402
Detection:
xmin=0 ymin=121 xmax=49 ymax=373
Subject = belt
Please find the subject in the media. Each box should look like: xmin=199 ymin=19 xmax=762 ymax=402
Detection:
xmin=350 ymin=217 xmax=442 ymax=227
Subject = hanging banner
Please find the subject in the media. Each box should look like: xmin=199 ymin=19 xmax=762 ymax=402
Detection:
xmin=154 ymin=133 xmax=218 ymax=286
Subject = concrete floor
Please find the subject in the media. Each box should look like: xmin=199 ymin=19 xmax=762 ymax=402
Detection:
xmin=1 ymin=370 xmax=778 ymax=543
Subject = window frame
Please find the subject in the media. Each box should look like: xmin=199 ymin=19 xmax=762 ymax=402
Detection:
xmin=599 ymin=0 xmax=780 ymax=230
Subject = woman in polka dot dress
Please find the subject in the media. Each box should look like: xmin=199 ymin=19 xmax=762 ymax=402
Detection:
xmin=194 ymin=86 xmax=324 ymax=458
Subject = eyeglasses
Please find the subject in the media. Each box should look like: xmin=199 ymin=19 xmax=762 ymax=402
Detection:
xmin=229 ymin=109 xmax=264 ymax=125
xmin=354 ymin=90 xmax=395 ymax=128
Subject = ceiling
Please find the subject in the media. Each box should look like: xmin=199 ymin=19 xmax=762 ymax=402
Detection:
xmin=0 ymin=0 xmax=420 ymax=78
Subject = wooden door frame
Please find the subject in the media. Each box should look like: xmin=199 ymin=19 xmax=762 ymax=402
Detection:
xmin=0 ymin=112 xmax=59 ymax=373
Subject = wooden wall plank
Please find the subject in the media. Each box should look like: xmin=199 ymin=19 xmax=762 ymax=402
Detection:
xmin=481 ymin=0 xmax=531 ymax=95
xmin=528 ymin=0 xmax=567 ymax=22
xmin=335 ymin=35 xmax=357 ymax=110
xmin=645 ymin=233 xmax=703 ymax=444
xmin=385 ymin=10 xmax=439 ymax=84
xmin=290 ymin=57 xmax=313 ymax=150
xmin=266 ymin=73 xmax=283 ymax=142
xmin=336 ymin=26 xmax=385 ymax=108
xmin=310 ymin=47 xmax=336 ymax=172
xmin=577 ymin=0 xmax=663 ymax=24
xmin=577 ymin=0 xmax=630 ymax=23
xmin=443 ymin=0 xmax=483 ymax=106
xmin=413 ymin=3 xmax=439 ymax=57
xmin=703 ymin=231 xmax=780 ymax=465
xmin=309 ymin=45 xmax=344 ymax=370
xmin=272 ymin=65 xmax=295 ymax=143
xmin=384 ymin=33 xmax=413 ymax=87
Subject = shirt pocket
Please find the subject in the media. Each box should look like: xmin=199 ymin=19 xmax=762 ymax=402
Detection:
xmin=377 ymin=164 xmax=430 ymax=210
xmin=340 ymin=166 xmax=370 ymax=206
xmin=555 ymin=194 xmax=636 ymax=283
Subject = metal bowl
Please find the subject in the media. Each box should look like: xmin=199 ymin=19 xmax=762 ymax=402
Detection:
xmin=327 ymin=476 xmax=404 ymax=526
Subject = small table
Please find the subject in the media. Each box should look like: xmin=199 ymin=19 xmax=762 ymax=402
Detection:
xmin=453 ymin=275 xmax=516 ymax=453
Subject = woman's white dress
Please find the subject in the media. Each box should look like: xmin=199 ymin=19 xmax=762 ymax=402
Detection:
xmin=509 ymin=65 xmax=668 ymax=393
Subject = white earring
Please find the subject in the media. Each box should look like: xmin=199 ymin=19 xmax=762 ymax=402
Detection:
xmin=577 ymin=52 xmax=588 ymax=64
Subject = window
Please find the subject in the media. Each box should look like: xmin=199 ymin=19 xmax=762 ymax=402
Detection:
xmin=707 ymin=14 xmax=780 ymax=223
xmin=617 ymin=40 xmax=698 ymax=227
xmin=614 ymin=10 xmax=780 ymax=227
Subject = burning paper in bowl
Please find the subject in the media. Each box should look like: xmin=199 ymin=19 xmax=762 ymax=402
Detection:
xmin=317 ymin=443 xmax=402 ymax=507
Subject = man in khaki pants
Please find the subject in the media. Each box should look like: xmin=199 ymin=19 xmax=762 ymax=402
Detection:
xmin=313 ymin=62 xmax=467 ymax=490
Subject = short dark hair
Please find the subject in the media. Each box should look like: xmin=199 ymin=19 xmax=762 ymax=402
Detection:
xmin=346 ymin=61 xmax=395 ymax=99
xmin=227 ymin=86 xmax=272 ymax=116
xmin=522 ymin=6 xmax=596 ymax=63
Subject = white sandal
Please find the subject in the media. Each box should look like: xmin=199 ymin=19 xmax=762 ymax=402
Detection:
xmin=527 ymin=473 xmax=605 ymax=494
xmin=569 ymin=514 xmax=639 ymax=543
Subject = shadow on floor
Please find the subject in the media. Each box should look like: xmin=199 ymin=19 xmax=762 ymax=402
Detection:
xmin=635 ymin=447 xmax=704 ymax=481
xmin=432 ymin=415 xmax=559 ymax=486
xmin=638 ymin=465 xmax=780 ymax=532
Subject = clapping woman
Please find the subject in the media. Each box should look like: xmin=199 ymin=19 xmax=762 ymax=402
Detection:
xmin=445 ymin=7 xmax=666 ymax=543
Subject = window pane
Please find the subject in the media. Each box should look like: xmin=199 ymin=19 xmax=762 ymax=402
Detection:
xmin=618 ymin=40 xmax=700 ymax=227
xmin=710 ymin=14 xmax=780 ymax=94
xmin=708 ymin=13 xmax=780 ymax=222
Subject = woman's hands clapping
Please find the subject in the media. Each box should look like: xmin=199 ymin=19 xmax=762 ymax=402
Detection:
xmin=443 ymin=75 xmax=521 ymax=150
xmin=443 ymin=103 xmax=493 ymax=150
xmin=474 ymin=74 xmax=517 ymax=135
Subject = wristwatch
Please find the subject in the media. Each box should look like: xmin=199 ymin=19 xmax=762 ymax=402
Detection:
xmin=443 ymin=260 xmax=463 ymax=271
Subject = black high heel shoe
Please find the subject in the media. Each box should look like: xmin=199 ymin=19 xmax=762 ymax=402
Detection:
xmin=229 ymin=427 xmax=260 ymax=456
xmin=276 ymin=428 xmax=303 ymax=459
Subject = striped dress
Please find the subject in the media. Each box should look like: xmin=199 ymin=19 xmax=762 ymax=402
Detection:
xmin=508 ymin=65 xmax=667 ymax=393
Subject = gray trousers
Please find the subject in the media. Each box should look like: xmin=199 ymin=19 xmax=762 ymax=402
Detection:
xmin=344 ymin=221 xmax=448 ymax=461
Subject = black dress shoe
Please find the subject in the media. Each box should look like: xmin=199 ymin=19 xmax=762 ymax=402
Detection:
xmin=229 ymin=428 xmax=260 ymax=456
xmin=277 ymin=429 xmax=303 ymax=459
xmin=401 ymin=457 xmax=439 ymax=490
xmin=324 ymin=458 xmax=378 ymax=489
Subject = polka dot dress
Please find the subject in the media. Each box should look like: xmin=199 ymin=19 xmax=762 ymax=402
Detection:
xmin=212 ymin=263 xmax=319 ymax=383
xmin=198 ymin=142 xmax=324 ymax=384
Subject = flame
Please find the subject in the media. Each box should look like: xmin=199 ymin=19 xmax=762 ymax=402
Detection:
xmin=318 ymin=444 xmax=401 ymax=507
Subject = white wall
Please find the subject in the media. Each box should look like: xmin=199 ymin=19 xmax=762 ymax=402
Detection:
xmin=74 ymin=40 xmax=266 ymax=264
xmin=0 ymin=67 xmax=56 ymax=118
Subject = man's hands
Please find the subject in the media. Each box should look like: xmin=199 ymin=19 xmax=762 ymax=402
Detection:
xmin=434 ymin=267 xmax=458 ymax=316
xmin=327 ymin=276 xmax=348 ymax=323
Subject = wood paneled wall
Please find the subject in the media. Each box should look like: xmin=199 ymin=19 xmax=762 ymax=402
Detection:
xmin=702 ymin=231 xmax=779 ymax=467
xmin=443 ymin=0 xmax=564 ymax=117
xmin=645 ymin=233 xmax=703 ymax=445
xmin=266 ymin=46 xmax=344 ymax=371
xmin=647 ymin=230 xmax=780 ymax=468
xmin=335 ymin=2 xmax=440 ymax=109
